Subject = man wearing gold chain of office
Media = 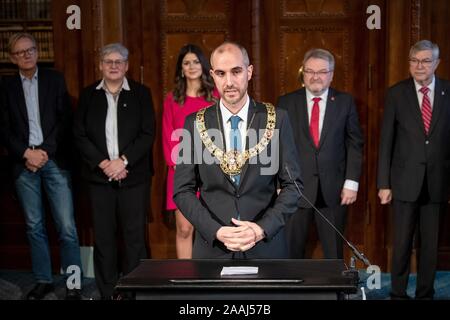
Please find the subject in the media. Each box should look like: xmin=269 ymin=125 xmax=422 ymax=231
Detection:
xmin=174 ymin=41 xmax=303 ymax=259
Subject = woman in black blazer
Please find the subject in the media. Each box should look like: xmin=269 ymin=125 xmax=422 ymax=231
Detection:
xmin=73 ymin=43 xmax=155 ymax=299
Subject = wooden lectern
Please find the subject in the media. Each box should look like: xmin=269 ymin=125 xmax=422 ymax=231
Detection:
xmin=116 ymin=259 xmax=358 ymax=300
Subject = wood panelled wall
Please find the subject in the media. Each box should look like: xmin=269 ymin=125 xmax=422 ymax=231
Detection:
xmin=1 ymin=0 xmax=449 ymax=271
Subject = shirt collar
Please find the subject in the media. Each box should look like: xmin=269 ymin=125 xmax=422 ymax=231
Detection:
xmin=414 ymin=75 xmax=435 ymax=93
xmin=219 ymin=94 xmax=250 ymax=124
xmin=305 ymin=87 xmax=329 ymax=103
xmin=96 ymin=77 xmax=131 ymax=91
xmin=20 ymin=67 xmax=38 ymax=82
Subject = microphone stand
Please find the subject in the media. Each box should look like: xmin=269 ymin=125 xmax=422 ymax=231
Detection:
xmin=285 ymin=166 xmax=371 ymax=282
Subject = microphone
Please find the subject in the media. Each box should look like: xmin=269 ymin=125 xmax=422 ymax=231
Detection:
xmin=285 ymin=165 xmax=371 ymax=267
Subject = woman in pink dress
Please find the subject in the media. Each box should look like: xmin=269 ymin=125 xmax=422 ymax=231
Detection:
xmin=162 ymin=44 xmax=218 ymax=258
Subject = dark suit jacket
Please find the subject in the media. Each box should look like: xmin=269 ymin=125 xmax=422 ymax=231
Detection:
xmin=377 ymin=77 xmax=450 ymax=202
xmin=73 ymin=79 xmax=155 ymax=187
xmin=0 ymin=68 xmax=72 ymax=179
xmin=173 ymin=99 xmax=303 ymax=258
xmin=277 ymin=87 xmax=364 ymax=207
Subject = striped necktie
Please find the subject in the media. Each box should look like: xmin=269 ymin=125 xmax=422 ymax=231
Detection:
xmin=420 ymin=86 xmax=432 ymax=134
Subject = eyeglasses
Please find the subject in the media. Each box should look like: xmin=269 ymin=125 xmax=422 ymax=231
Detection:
xmin=303 ymin=69 xmax=333 ymax=77
xmin=409 ymin=58 xmax=435 ymax=67
xmin=11 ymin=46 xmax=37 ymax=57
xmin=102 ymin=59 xmax=127 ymax=67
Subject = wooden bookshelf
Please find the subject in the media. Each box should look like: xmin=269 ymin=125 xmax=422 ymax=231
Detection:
xmin=0 ymin=0 xmax=53 ymax=74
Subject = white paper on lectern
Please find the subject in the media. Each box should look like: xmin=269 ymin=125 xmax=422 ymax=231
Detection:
xmin=220 ymin=266 xmax=259 ymax=276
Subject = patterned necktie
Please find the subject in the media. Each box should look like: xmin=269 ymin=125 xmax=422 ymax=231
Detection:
xmin=229 ymin=115 xmax=242 ymax=185
xmin=420 ymin=86 xmax=432 ymax=134
xmin=310 ymin=97 xmax=321 ymax=147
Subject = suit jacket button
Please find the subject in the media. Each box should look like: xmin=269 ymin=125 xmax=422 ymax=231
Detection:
xmin=425 ymin=140 xmax=429 ymax=145
xmin=236 ymin=193 xmax=240 ymax=198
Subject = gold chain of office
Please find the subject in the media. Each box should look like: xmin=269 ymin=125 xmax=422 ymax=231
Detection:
xmin=195 ymin=102 xmax=276 ymax=176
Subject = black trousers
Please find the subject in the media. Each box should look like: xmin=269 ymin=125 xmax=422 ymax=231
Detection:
xmin=391 ymin=177 xmax=442 ymax=299
xmin=89 ymin=182 xmax=148 ymax=298
xmin=286 ymin=184 xmax=346 ymax=259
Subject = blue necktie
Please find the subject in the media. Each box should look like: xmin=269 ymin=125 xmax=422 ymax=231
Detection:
xmin=229 ymin=115 xmax=242 ymax=185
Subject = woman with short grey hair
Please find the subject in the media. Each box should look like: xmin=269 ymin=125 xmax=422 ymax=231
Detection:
xmin=74 ymin=43 xmax=155 ymax=300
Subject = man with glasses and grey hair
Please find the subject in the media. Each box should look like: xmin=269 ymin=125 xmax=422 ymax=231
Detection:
xmin=277 ymin=48 xmax=363 ymax=260
xmin=0 ymin=33 xmax=82 ymax=299
xmin=74 ymin=43 xmax=155 ymax=299
xmin=378 ymin=40 xmax=450 ymax=300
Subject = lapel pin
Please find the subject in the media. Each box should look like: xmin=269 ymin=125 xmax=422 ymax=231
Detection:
xmin=442 ymin=91 xmax=445 ymax=96
xmin=331 ymin=96 xmax=335 ymax=101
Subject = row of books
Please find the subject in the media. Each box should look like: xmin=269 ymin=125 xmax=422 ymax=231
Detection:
xmin=0 ymin=0 xmax=51 ymax=20
xmin=0 ymin=27 xmax=54 ymax=61
xmin=30 ymin=28 xmax=53 ymax=60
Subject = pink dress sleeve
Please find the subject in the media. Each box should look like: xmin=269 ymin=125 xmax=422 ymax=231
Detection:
xmin=162 ymin=93 xmax=177 ymax=167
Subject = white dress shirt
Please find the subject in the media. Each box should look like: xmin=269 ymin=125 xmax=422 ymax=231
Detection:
xmin=219 ymin=95 xmax=250 ymax=152
xmin=305 ymin=88 xmax=329 ymax=138
xmin=96 ymin=77 xmax=130 ymax=160
xmin=414 ymin=75 xmax=435 ymax=110
xmin=305 ymin=88 xmax=358 ymax=192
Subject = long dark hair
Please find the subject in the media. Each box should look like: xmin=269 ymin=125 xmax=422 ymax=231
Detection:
xmin=173 ymin=44 xmax=216 ymax=105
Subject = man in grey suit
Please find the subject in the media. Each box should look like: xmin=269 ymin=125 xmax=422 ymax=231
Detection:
xmin=174 ymin=42 xmax=302 ymax=259
xmin=378 ymin=40 xmax=450 ymax=300
xmin=277 ymin=48 xmax=364 ymax=259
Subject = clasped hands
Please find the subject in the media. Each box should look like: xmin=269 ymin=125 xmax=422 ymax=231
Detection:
xmin=99 ymin=159 xmax=128 ymax=181
xmin=23 ymin=148 xmax=48 ymax=172
xmin=216 ymin=218 xmax=265 ymax=252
